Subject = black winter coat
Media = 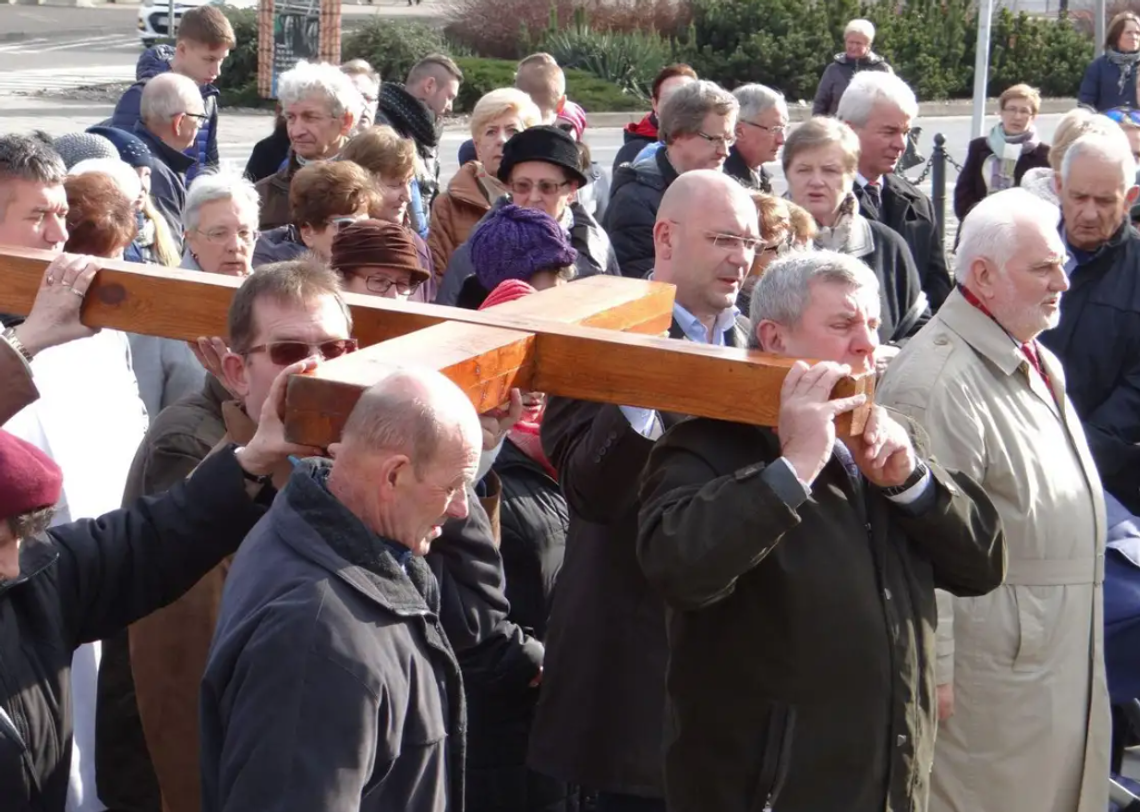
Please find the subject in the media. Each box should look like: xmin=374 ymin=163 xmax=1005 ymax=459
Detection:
xmin=637 ymin=419 xmax=1005 ymax=812
xmin=466 ymin=441 xmax=571 ymax=812
xmin=860 ymin=218 xmax=932 ymax=343
xmin=604 ymin=146 xmax=679 ymax=279
xmin=612 ymin=118 xmax=657 ymax=178
xmin=1041 ymin=222 xmax=1140 ymax=515
xmin=811 ymin=52 xmax=892 ymax=117
xmin=953 ymin=137 xmax=1051 ymax=223
xmin=0 ymin=448 xmax=269 ymax=812
xmin=855 ymin=174 xmax=954 ymax=312
xmin=528 ymin=316 xmax=749 ymax=798
xmin=724 ymin=147 xmax=772 ymax=193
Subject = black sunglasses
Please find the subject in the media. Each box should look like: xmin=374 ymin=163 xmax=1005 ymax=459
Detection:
xmin=244 ymin=339 xmax=358 ymax=365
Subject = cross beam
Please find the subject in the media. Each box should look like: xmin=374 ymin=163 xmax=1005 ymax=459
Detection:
xmin=0 ymin=249 xmax=875 ymax=444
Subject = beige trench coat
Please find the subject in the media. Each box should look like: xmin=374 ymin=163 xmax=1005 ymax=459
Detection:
xmin=878 ymin=289 xmax=1110 ymax=812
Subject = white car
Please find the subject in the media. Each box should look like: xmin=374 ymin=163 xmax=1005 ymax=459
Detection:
xmin=137 ymin=0 xmax=255 ymax=47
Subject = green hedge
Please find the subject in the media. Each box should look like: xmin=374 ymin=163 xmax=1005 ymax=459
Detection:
xmin=213 ymin=6 xmax=269 ymax=109
xmin=454 ymin=57 xmax=643 ymax=113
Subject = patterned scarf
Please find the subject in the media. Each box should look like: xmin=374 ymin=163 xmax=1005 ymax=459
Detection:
xmin=986 ymin=123 xmax=1039 ymax=193
xmin=377 ymin=82 xmax=440 ymax=149
xmin=1108 ymin=47 xmax=1140 ymax=95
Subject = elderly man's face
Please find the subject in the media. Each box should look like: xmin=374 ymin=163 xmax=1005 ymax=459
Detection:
xmin=660 ymin=190 xmax=759 ymax=317
xmin=845 ymin=33 xmax=872 ymax=59
xmin=386 ymin=430 xmax=478 ymax=556
xmin=850 ymin=102 xmax=910 ymax=179
xmin=185 ymin=197 xmax=258 ymax=276
xmin=223 ymin=294 xmax=353 ymax=420
xmin=1058 ymin=153 xmax=1139 ymax=250
xmin=349 ymin=74 xmax=379 ymax=130
xmin=507 ymin=161 xmax=577 ymax=221
xmin=761 ymin=279 xmax=880 ymax=376
xmin=0 ymin=180 xmax=68 ymax=251
xmin=670 ymin=110 xmax=737 ymax=173
xmin=736 ymin=105 xmax=787 ymax=168
xmin=285 ymin=93 xmax=353 ymax=160
xmin=976 ymin=222 xmax=1069 ymax=343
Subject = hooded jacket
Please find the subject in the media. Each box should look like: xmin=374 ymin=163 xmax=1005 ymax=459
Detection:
xmin=435 ymin=198 xmax=620 ymax=307
xmin=604 ymin=144 xmax=679 ymax=278
xmin=812 ymin=52 xmax=893 ymax=117
xmin=132 ymin=122 xmax=194 ymax=242
xmin=110 ymin=44 xmax=220 ymax=181
xmin=612 ymin=114 xmax=659 ymax=177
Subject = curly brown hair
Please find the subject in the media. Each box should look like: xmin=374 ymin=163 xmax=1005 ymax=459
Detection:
xmin=64 ymin=172 xmax=137 ymax=258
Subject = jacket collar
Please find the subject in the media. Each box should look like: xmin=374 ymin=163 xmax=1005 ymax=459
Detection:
xmin=132 ymin=122 xmax=195 ymax=174
xmin=278 ymin=459 xmax=439 ymax=617
xmin=1060 ymin=218 xmax=1132 ymax=266
xmin=377 ymin=82 xmax=440 ymax=148
xmin=936 ymin=287 xmax=1026 ymax=376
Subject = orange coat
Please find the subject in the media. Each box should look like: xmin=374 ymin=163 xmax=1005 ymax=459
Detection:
xmin=428 ymin=162 xmax=504 ymax=278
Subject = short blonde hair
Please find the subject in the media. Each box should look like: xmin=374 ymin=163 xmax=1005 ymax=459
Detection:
xmin=516 ymin=52 xmax=566 ymax=120
xmin=782 ymin=116 xmax=861 ymax=176
xmin=470 ymin=88 xmax=542 ymax=140
xmin=999 ymin=84 xmax=1041 ymax=116
xmin=845 ymin=19 xmax=875 ymax=41
xmin=1049 ymin=108 xmax=1118 ymax=173
xmin=341 ymin=125 xmax=417 ymax=180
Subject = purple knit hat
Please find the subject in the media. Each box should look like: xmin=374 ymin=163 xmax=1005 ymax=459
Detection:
xmin=468 ymin=204 xmax=578 ymax=291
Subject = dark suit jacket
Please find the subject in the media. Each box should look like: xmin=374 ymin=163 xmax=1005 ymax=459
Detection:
xmin=528 ymin=314 xmax=749 ymax=797
xmin=854 ymin=174 xmax=953 ymax=312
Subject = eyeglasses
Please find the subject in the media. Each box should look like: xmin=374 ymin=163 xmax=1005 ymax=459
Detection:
xmin=360 ymin=273 xmax=421 ymax=297
xmin=195 ymin=227 xmax=259 ymax=246
xmin=182 ymin=112 xmax=208 ymax=127
xmin=696 ymin=131 xmax=735 ymax=148
xmin=243 ymin=338 xmax=359 ymax=365
xmin=508 ymin=178 xmax=573 ymax=197
xmin=1106 ymin=107 xmax=1140 ymax=127
xmin=704 ymin=230 xmax=762 ymax=252
xmin=329 ymin=215 xmax=367 ymax=230
xmin=1001 ymin=105 xmax=1035 ymax=117
xmin=740 ymin=120 xmax=787 ymax=136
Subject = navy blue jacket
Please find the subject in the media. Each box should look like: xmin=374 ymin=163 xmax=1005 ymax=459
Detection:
xmin=132 ymin=123 xmax=194 ymax=242
xmin=1041 ymin=222 xmax=1140 ymax=514
xmin=111 ymin=45 xmax=220 ymax=181
xmin=1078 ymin=54 xmax=1140 ymax=112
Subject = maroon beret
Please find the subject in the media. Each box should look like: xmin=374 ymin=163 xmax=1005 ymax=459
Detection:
xmin=0 ymin=430 xmax=62 ymax=523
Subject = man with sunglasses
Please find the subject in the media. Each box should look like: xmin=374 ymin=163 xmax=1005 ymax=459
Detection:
xmin=435 ymin=125 xmax=619 ymax=307
xmin=726 ymin=84 xmax=787 ymax=194
xmin=529 ymin=171 xmax=754 ymax=812
xmin=605 ymin=80 xmax=739 ymax=279
xmin=132 ymin=73 xmax=207 ymax=241
xmin=96 ymin=258 xmax=357 ymax=812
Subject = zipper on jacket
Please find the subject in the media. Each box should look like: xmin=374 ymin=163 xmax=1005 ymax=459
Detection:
xmin=0 ymin=700 xmax=42 ymax=796
xmin=751 ymin=704 xmax=796 ymax=812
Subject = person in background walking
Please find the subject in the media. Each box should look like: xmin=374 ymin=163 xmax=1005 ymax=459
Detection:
xmin=812 ymin=19 xmax=892 ymax=117
xmin=1080 ymin=12 xmax=1140 ymax=112
xmin=954 ymin=84 xmax=1050 ymax=225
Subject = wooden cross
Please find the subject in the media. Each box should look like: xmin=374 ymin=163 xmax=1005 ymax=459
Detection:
xmin=0 ymin=248 xmax=875 ymax=444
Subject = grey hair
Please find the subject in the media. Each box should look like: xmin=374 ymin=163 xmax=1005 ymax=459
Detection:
xmin=341 ymin=368 xmax=481 ymax=476
xmin=733 ymin=83 xmax=787 ymax=124
xmin=140 ymin=72 xmax=203 ymax=125
xmin=782 ymin=116 xmax=861 ymax=175
xmin=278 ymin=59 xmax=360 ymax=120
xmin=659 ymin=80 xmax=739 ymax=144
xmin=836 ymin=71 xmax=918 ymax=127
xmin=748 ymin=249 xmax=880 ymax=347
xmin=182 ymin=171 xmax=260 ymax=233
xmin=1061 ymin=131 xmax=1137 ymax=190
xmin=956 ymin=188 xmax=1061 ymax=282
xmin=0 ymin=134 xmax=65 ymax=187
xmin=845 ymin=18 xmax=876 ymax=40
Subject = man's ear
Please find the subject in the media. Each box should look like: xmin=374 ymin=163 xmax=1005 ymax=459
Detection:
xmin=1128 ymin=184 xmax=1140 ymax=206
xmin=757 ymin=320 xmax=785 ymax=354
xmin=969 ymin=258 xmax=998 ymax=301
xmin=340 ymin=110 xmax=355 ymax=138
xmin=653 ymin=218 xmax=675 ymax=260
xmin=220 ymin=351 xmax=251 ymax=401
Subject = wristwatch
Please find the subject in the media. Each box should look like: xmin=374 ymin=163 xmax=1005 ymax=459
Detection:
xmin=2 ymin=327 xmax=34 ymax=364
xmin=881 ymin=460 xmax=929 ymax=498
xmin=233 ymin=446 xmax=274 ymax=489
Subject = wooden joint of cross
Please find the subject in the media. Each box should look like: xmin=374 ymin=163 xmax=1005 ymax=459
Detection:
xmin=0 ymin=248 xmax=875 ymax=445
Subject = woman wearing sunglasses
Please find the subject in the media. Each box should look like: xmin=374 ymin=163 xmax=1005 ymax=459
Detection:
xmin=1080 ymin=11 xmax=1140 ymax=112
xmin=954 ymin=84 xmax=1050 ymax=226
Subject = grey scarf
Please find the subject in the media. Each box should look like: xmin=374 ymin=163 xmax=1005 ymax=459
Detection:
xmin=986 ymin=124 xmax=1039 ymax=192
xmin=813 ymin=193 xmax=874 ymax=258
xmin=1108 ymin=48 xmax=1140 ymax=94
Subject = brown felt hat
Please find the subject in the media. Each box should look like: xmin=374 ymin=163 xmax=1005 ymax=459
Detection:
xmin=330 ymin=219 xmax=430 ymax=281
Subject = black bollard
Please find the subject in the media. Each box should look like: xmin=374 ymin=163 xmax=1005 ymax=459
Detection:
xmin=932 ymin=133 xmax=947 ymax=247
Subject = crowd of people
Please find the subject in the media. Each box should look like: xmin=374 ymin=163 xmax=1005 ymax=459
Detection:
xmin=1 ymin=5 xmax=1140 ymax=812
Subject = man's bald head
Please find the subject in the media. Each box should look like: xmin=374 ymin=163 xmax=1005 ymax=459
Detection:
xmin=329 ymin=367 xmax=482 ymax=555
xmin=340 ymin=367 xmax=481 ymax=474
xmin=654 ymin=170 xmax=760 ymax=323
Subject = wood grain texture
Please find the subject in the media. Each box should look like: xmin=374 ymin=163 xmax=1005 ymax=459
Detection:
xmin=0 ymin=250 xmax=673 ymax=345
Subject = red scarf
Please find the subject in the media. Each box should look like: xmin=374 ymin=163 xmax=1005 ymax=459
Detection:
xmin=507 ymin=400 xmax=557 ymax=480
xmin=957 ymin=284 xmax=1053 ymax=393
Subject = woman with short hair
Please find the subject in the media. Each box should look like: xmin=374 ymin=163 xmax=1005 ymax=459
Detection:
xmin=783 ymin=116 xmax=928 ymax=346
xmin=954 ymin=84 xmax=1050 ymax=223
xmin=428 ymin=88 xmax=542 ymax=274
xmin=1080 ymin=11 xmax=1140 ymax=112
xmin=64 ymin=172 xmax=138 ymax=259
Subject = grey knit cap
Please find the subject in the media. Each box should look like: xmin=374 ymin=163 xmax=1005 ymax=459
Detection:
xmin=53 ymin=132 xmax=118 ymax=170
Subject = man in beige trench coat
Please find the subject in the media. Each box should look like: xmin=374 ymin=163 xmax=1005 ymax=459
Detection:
xmin=878 ymin=186 xmax=1110 ymax=812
